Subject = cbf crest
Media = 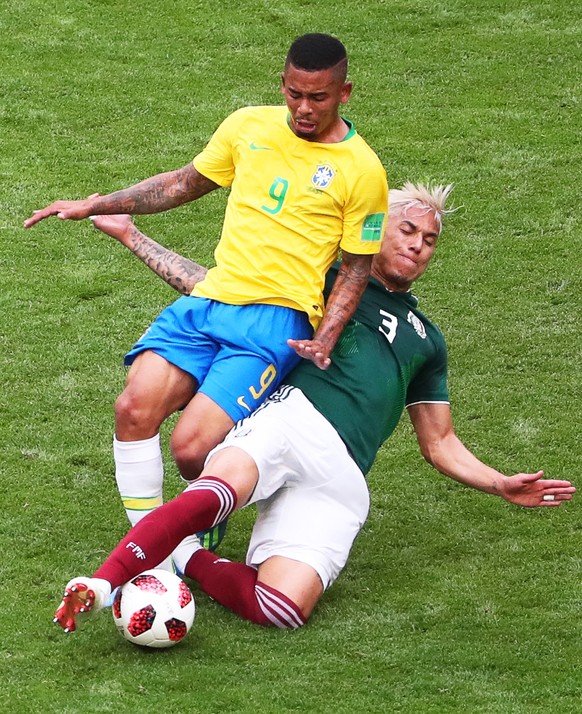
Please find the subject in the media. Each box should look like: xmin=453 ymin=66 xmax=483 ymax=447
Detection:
xmin=312 ymin=165 xmax=335 ymax=189
xmin=407 ymin=311 xmax=427 ymax=339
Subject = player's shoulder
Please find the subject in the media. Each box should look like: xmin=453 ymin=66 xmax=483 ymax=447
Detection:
xmin=227 ymin=105 xmax=286 ymax=123
xmin=215 ymin=106 xmax=285 ymax=140
xmin=341 ymin=123 xmax=384 ymax=163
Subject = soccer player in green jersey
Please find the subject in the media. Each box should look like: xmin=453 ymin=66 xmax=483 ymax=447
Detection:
xmin=24 ymin=35 xmax=388 ymax=554
xmin=54 ymin=183 xmax=574 ymax=633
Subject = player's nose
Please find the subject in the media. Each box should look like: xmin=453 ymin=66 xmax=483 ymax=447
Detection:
xmin=408 ymin=234 xmax=423 ymax=253
xmin=298 ymin=98 xmax=312 ymax=115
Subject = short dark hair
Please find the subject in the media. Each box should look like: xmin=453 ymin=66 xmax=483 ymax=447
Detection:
xmin=286 ymin=33 xmax=348 ymax=73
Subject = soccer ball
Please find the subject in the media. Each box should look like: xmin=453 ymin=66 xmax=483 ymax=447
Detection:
xmin=112 ymin=569 xmax=195 ymax=648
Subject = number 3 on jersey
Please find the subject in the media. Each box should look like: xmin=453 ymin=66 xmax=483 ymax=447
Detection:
xmin=262 ymin=177 xmax=289 ymax=215
xmin=379 ymin=309 xmax=398 ymax=344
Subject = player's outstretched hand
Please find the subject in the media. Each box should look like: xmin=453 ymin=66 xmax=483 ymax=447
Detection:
xmin=24 ymin=199 xmax=95 ymax=228
xmin=90 ymin=213 xmax=134 ymax=246
xmin=288 ymin=338 xmax=332 ymax=370
xmin=500 ymin=470 xmax=575 ymax=507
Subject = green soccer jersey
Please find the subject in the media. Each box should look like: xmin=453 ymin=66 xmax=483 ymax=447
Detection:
xmin=286 ymin=264 xmax=449 ymax=475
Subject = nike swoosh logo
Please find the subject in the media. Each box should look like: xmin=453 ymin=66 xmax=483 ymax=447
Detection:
xmin=250 ymin=142 xmax=273 ymax=150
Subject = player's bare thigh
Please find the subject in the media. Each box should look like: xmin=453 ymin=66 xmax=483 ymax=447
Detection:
xmin=257 ymin=556 xmax=324 ymax=619
xmin=115 ymin=350 xmax=197 ymax=440
xmin=197 ymin=445 xmax=260 ymax=507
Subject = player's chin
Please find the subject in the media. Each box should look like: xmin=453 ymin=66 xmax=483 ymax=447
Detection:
xmin=400 ymin=263 xmax=425 ymax=284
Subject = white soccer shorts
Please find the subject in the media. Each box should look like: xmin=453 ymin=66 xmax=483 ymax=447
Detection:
xmin=207 ymin=385 xmax=370 ymax=589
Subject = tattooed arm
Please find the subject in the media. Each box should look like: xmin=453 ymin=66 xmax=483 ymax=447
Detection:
xmin=24 ymin=164 xmax=219 ymax=228
xmin=90 ymin=214 xmax=207 ymax=295
xmin=288 ymin=251 xmax=373 ymax=370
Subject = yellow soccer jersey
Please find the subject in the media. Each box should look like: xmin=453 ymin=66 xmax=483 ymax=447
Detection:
xmin=192 ymin=105 xmax=388 ymax=329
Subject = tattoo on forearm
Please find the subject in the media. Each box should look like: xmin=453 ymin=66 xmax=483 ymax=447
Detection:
xmin=128 ymin=226 xmax=207 ymax=294
xmin=96 ymin=166 xmax=219 ymax=215
xmin=314 ymin=255 xmax=372 ymax=346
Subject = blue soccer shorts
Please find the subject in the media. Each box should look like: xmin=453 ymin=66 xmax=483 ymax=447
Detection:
xmin=125 ymin=296 xmax=313 ymax=422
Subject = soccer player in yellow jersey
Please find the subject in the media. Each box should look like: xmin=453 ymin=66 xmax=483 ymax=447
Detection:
xmin=24 ymin=34 xmax=388 ymax=550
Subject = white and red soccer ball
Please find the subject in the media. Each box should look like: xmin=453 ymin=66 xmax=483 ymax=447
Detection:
xmin=112 ymin=569 xmax=195 ymax=648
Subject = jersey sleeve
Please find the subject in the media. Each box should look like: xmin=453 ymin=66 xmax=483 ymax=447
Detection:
xmin=192 ymin=110 xmax=242 ymax=187
xmin=339 ymin=163 xmax=388 ymax=255
xmin=405 ymin=331 xmax=450 ymax=406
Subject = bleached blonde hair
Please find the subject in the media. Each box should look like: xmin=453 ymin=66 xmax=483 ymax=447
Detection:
xmin=388 ymin=182 xmax=455 ymax=234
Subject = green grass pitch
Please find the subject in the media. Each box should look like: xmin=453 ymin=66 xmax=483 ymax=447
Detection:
xmin=1 ymin=1 xmax=580 ymax=712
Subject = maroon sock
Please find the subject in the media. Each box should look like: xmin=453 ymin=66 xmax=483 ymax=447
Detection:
xmin=186 ymin=549 xmax=306 ymax=629
xmin=94 ymin=476 xmax=236 ymax=587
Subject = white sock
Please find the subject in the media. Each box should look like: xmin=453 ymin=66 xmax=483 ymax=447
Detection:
xmin=113 ymin=434 xmax=173 ymax=572
xmin=114 ymin=434 xmax=164 ymax=525
xmin=172 ymin=535 xmax=203 ymax=576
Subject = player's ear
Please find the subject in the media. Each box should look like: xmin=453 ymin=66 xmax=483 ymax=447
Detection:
xmin=340 ymin=81 xmax=353 ymax=104
xmin=280 ymin=71 xmax=286 ymax=94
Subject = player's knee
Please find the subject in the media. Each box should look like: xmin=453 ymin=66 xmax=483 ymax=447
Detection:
xmin=170 ymin=430 xmax=207 ymax=481
xmin=252 ymin=579 xmax=310 ymax=629
xmin=171 ymin=413 xmax=235 ymax=481
xmin=114 ymin=390 xmax=162 ymax=439
xmin=281 ymin=611 xmax=309 ymax=630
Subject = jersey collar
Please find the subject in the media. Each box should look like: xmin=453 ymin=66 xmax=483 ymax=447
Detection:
xmin=286 ymin=114 xmax=356 ymax=143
